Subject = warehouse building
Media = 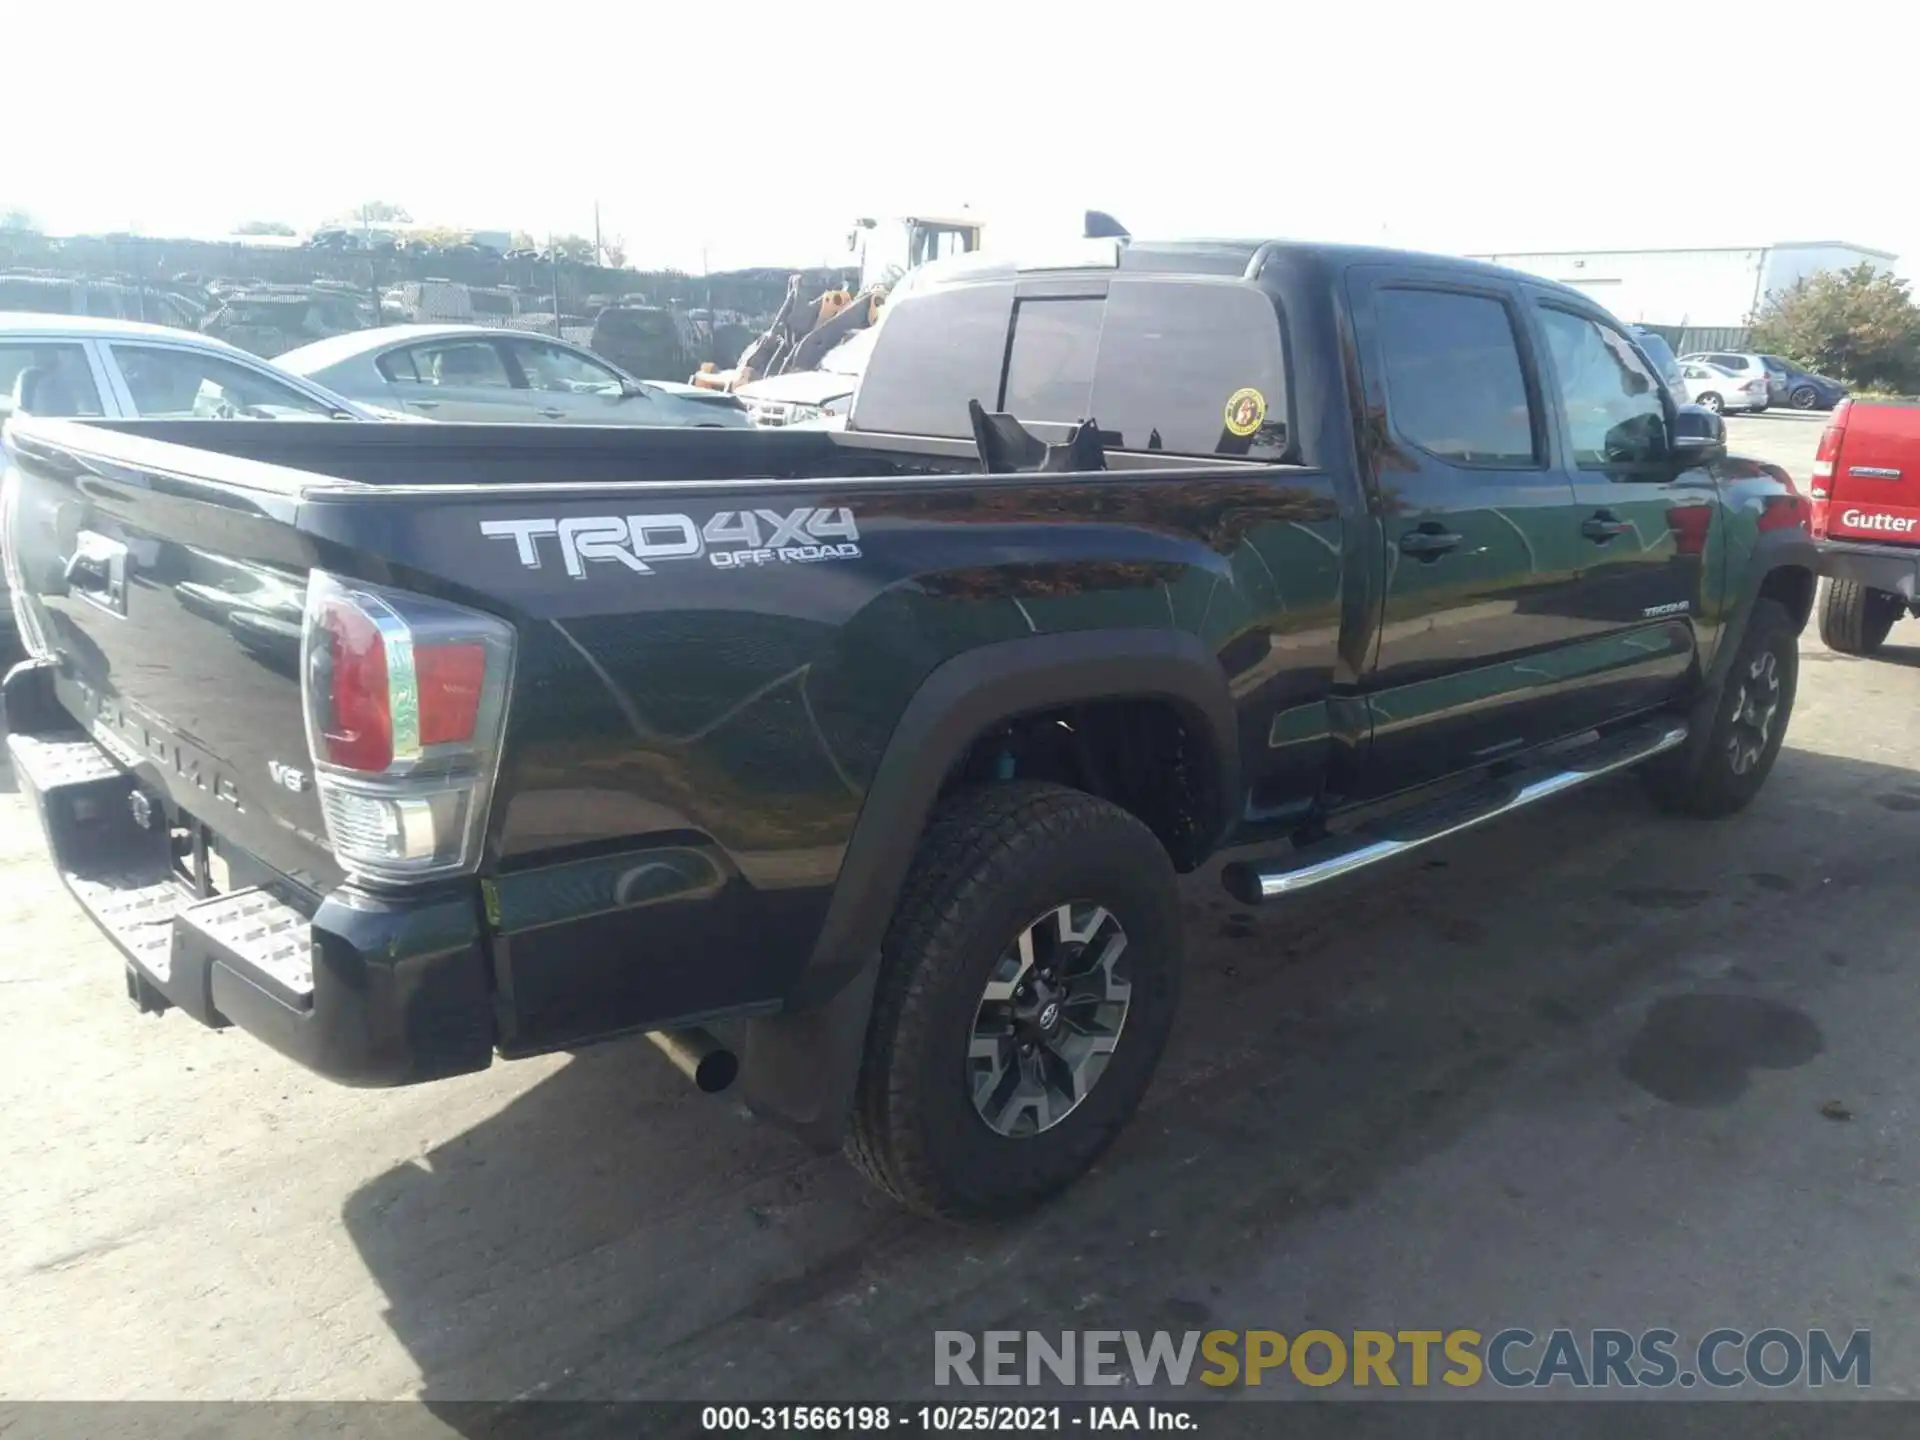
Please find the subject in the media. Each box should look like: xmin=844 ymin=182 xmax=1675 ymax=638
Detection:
xmin=1469 ymin=241 xmax=1897 ymax=351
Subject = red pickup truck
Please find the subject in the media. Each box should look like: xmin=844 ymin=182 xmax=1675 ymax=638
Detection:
xmin=1813 ymin=399 xmax=1920 ymax=653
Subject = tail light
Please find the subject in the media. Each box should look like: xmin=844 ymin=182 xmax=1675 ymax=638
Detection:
xmin=1811 ymin=399 xmax=1852 ymax=496
xmin=300 ymin=570 xmax=514 ymax=883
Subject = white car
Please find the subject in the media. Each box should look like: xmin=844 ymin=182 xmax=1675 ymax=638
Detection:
xmin=1680 ymin=351 xmax=1772 ymax=412
xmin=0 ymin=314 xmax=400 ymax=651
xmin=277 ymin=324 xmax=748 ymax=427
xmin=0 ymin=312 xmax=399 ymax=423
xmin=1677 ymin=360 xmax=1769 ymax=415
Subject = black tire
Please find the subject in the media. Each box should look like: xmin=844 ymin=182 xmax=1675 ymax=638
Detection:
xmin=1790 ymin=384 xmax=1820 ymax=410
xmin=1698 ymin=392 xmax=1723 ymax=414
xmin=1641 ymin=598 xmax=1798 ymax=818
xmin=845 ymin=781 xmax=1182 ymax=1220
xmin=1817 ymin=577 xmax=1903 ymax=655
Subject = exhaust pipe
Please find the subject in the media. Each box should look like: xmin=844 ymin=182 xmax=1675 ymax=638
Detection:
xmin=646 ymin=1026 xmax=739 ymax=1094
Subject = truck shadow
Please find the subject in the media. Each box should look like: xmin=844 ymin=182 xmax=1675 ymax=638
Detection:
xmin=340 ymin=743 xmax=1915 ymax=1418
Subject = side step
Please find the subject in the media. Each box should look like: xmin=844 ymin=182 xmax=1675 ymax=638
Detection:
xmin=1221 ymin=721 xmax=1688 ymax=905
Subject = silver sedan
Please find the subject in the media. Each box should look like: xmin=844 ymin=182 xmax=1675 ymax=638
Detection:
xmin=275 ymin=324 xmax=748 ymax=427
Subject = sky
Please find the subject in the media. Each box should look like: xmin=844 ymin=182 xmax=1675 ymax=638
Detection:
xmin=10 ymin=0 xmax=1918 ymax=277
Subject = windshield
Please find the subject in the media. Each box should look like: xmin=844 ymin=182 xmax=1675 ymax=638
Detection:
xmin=821 ymin=325 xmax=879 ymax=376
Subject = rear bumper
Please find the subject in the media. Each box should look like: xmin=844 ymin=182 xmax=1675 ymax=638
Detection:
xmin=4 ymin=665 xmax=495 ymax=1087
xmin=1816 ymin=538 xmax=1920 ymax=601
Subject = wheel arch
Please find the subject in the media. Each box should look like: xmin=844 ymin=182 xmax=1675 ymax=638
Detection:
xmin=1710 ymin=534 xmax=1819 ymax=690
xmin=738 ymin=627 xmax=1239 ymax=1148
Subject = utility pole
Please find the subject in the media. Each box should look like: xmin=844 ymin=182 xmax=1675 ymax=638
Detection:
xmin=549 ymin=231 xmax=561 ymax=333
xmin=703 ymin=243 xmax=714 ymax=364
xmin=594 ymin=202 xmax=603 ymax=268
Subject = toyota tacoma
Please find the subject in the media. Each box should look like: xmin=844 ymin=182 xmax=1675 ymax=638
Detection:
xmin=1 ymin=237 xmax=1817 ymax=1218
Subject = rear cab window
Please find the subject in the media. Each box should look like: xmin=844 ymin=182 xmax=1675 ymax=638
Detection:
xmin=851 ymin=275 xmax=1291 ymax=460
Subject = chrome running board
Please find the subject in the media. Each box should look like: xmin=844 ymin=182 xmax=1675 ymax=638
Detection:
xmin=1221 ymin=721 xmax=1688 ymax=905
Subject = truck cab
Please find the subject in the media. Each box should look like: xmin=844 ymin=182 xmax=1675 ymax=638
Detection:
xmin=848 ymin=214 xmax=984 ymax=293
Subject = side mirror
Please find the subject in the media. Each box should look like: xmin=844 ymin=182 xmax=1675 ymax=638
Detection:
xmin=1671 ymin=403 xmax=1727 ymax=461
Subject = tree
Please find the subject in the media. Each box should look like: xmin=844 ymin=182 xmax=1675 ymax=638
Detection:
xmin=549 ymin=233 xmax=599 ymax=264
xmin=602 ymin=234 xmax=628 ymax=268
xmin=0 ymin=208 xmax=39 ymax=233
xmin=1750 ymin=263 xmax=1920 ymax=393
xmin=339 ymin=200 xmax=412 ymax=224
xmin=236 ymin=219 xmax=296 ymax=236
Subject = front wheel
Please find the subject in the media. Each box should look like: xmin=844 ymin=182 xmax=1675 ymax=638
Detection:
xmin=1641 ymin=598 xmax=1798 ymax=818
xmin=845 ymin=781 xmax=1182 ymax=1219
xmin=1817 ymin=577 xmax=1905 ymax=655
xmin=1790 ymin=384 xmax=1820 ymax=410
xmin=1697 ymin=392 xmax=1724 ymax=414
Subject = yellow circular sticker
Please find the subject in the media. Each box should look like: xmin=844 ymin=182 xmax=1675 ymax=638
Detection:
xmin=1224 ymin=387 xmax=1267 ymax=438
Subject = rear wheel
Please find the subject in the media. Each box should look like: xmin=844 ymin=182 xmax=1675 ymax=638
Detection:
xmin=1642 ymin=598 xmax=1798 ymax=818
xmin=1790 ymin=384 xmax=1820 ymax=410
xmin=845 ymin=781 xmax=1182 ymax=1219
xmin=1697 ymin=392 xmax=1724 ymax=414
xmin=1817 ymin=577 xmax=1905 ymax=655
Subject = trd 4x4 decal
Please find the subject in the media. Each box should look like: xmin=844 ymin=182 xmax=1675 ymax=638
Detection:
xmin=480 ymin=507 xmax=861 ymax=577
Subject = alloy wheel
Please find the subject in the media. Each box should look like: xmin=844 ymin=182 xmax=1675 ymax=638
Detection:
xmin=968 ymin=902 xmax=1132 ymax=1137
xmin=1727 ymin=650 xmax=1781 ymax=776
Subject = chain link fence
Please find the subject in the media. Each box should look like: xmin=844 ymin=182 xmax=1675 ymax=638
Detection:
xmin=0 ymin=229 xmax=857 ymax=383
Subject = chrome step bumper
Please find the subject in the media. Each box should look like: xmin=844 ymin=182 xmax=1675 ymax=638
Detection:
xmin=1222 ymin=721 xmax=1688 ymax=905
xmin=3 ymin=655 xmax=494 ymax=1087
xmin=7 ymin=732 xmax=317 ymax=1017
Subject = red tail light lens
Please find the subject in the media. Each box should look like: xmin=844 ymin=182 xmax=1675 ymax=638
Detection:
xmin=417 ymin=642 xmax=487 ymax=746
xmin=1812 ymin=399 xmax=1851 ymax=493
xmin=318 ymin=597 xmax=394 ymax=773
xmin=301 ymin=572 xmax=515 ymax=883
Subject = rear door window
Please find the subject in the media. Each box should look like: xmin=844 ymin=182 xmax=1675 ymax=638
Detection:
xmin=1374 ymin=288 xmax=1538 ymax=466
xmin=404 ymin=340 xmax=516 ymax=389
xmin=0 ymin=341 xmax=105 ymax=416
xmin=109 ymin=344 xmax=337 ymax=419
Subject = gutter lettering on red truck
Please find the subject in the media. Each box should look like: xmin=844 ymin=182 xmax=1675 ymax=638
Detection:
xmin=1837 ymin=509 xmax=1920 ymax=535
xmin=480 ymin=507 xmax=861 ymax=578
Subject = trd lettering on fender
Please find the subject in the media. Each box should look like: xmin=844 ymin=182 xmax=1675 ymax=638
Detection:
xmin=479 ymin=507 xmax=861 ymax=577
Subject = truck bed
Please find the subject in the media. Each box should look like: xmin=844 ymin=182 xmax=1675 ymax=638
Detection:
xmin=2 ymin=414 xmax=1334 ymax=1070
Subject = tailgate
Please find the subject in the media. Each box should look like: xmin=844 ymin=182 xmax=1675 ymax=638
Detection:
xmin=3 ymin=421 xmax=343 ymax=893
xmin=1818 ymin=402 xmax=1920 ymax=544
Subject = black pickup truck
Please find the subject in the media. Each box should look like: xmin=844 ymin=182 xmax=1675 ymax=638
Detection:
xmin=0 ymin=237 xmax=1819 ymax=1218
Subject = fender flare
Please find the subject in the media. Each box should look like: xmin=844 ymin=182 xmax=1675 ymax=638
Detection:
xmin=1707 ymin=531 xmax=1819 ymax=692
xmin=1664 ymin=532 xmax=1819 ymax=776
xmin=738 ymin=627 xmax=1239 ymax=1149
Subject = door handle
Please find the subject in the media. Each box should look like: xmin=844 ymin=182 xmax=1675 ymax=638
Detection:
xmin=1398 ymin=525 xmax=1463 ymax=560
xmin=64 ymin=530 xmax=128 ymax=615
xmin=1581 ymin=512 xmax=1635 ymax=542
xmin=537 ymin=407 xmax=565 ymax=419
xmin=410 ymin=399 xmax=440 ymax=411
